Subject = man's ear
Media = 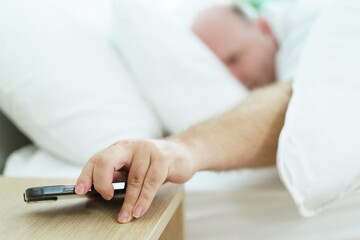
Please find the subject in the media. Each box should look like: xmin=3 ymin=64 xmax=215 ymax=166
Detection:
xmin=255 ymin=18 xmax=273 ymax=37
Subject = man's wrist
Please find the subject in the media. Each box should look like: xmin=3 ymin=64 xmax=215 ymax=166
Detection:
xmin=166 ymin=135 xmax=206 ymax=173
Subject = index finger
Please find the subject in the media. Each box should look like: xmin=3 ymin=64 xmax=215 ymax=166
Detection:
xmin=76 ymin=142 xmax=133 ymax=197
xmin=75 ymin=158 xmax=96 ymax=195
xmin=93 ymin=144 xmax=133 ymax=200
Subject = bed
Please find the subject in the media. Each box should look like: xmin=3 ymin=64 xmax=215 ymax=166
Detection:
xmin=1 ymin=0 xmax=360 ymax=239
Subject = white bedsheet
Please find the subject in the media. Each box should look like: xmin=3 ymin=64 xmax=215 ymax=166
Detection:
xmin=186 ymin=188 xmax=360 ymax=240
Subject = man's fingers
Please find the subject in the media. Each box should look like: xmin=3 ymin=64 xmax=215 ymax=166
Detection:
xmin=92 ymin=143 xmax=133 ymax=200
xmin=76 ymin=139 xmax=173 ymax=225
xmin=93 ymin=156 xmax=117 ymax=200
xmin=118 ymin=148 xmax=150 ymax=223
xmin=75 ymin=158 xmax=95 ymax=195
xmin=113 ymin=170 xmax=129 ymax=182
xmin=132 ymin=160 xmax=167 ymax=219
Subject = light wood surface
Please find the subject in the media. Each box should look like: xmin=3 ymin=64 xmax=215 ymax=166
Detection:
xmin=0 ymin=176 xmax=185 ymax=240
xmin=159 ymin=201 xmax=186 ymax=240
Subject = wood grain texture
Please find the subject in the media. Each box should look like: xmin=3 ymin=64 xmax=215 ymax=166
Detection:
xmin=0 ymin=177 xmax=185 ymax=240
xmin=159 ymin=201 xmax=186 ymax=240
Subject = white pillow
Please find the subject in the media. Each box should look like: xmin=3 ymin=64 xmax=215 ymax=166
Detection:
xmin=277 ymin=0 xmax=360 ymax=217
xmin=112 ymin=0 xmax=247 ymax=134
xmin=4 ymin=145 xmax=83 ymax=178
xmin=0 ymin=0 xmax=162 ymax=166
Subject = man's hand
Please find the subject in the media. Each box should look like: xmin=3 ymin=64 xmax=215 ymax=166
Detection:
xmin=75 ymin=81 xmax=292 ymax=224
xmin=75 ymin=139 xmax=196 ymax=223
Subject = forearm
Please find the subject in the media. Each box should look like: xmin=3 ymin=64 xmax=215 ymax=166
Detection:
xmin=76 ymin=81 xmax=291 ymax=224
xmin=169 ymin=81 xmax=292 ymax=172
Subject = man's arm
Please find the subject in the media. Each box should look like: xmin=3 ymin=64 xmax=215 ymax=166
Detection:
xmin=169 ymin=81 xmax=292 ymax=172
xmin=75 ymin=81 xmax=292 ymax=224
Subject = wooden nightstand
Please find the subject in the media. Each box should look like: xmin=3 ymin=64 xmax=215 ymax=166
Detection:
xmin=0 ymin=177 xmax=185 ymax=240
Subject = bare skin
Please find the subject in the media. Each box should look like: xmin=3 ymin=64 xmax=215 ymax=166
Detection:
xmin=75 ymin=81 xmax=292 ymax=224
xmin=192 ymin=5 xmax=278 ymax=90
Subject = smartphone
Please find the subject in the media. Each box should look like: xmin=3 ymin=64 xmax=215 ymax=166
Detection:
xmin=23 ymin=182 xmax=126 ymax=203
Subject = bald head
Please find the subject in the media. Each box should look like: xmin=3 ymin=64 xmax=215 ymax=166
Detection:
xmin=192 ymin=5 xmax=278 ymax=90
xmin=193 ymin=5 xmax=249 ymax=31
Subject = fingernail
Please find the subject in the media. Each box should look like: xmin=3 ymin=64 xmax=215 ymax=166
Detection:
xmin=118 ymin=210 xmax=129 ymax=223
xmin=133 ymin=206 xmax=143 ymax=218
xmin=103 ymin=194 xmax=113 ymax=201
xmin=76 ymin=183 xmax=84 ymax=194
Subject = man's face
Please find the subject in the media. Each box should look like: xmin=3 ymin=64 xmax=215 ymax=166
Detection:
xmin=192 ymin=6 xmax=278 ymax=90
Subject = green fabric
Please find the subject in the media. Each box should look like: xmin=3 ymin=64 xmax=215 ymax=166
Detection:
xmin=232 ymin=0 xmax=262 ymax=12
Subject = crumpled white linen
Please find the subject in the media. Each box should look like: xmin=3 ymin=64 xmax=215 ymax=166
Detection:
xmin=277 ymin=0 xmax=360 ymax=217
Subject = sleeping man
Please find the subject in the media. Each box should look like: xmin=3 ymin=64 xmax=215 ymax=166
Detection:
xmin=192 ymin=4 xmax=279 ymax=90
xmin=74 ymin=3 xmax=314 ymax=223
xmin=191 ymin=3 xmax=315 ymax=89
